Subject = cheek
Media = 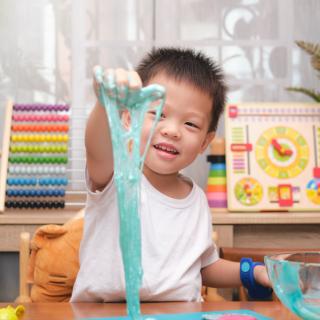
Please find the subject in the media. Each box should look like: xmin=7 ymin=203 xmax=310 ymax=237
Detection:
xmin=140 ymin=119 xmax=155 ymax=152
xmin=187 ymin=133 xmax=209 ymax=153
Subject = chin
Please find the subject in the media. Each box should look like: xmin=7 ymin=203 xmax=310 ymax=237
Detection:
xmin=143 ymin=164 xmax=178 ymax=176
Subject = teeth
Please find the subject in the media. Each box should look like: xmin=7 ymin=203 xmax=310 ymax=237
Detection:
xmin=155 ymin=144 xmax=178 ymax=154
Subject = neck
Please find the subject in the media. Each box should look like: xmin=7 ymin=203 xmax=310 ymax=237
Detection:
xmin=143 ymin=168 xmax=192 ymax=199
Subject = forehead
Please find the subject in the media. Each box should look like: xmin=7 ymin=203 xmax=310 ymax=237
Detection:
xmin=148 ymin=72 xmax=213 ymax=115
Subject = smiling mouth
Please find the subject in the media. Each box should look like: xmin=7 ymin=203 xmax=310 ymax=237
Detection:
xmin=154 ymin=144 xmax=179 ymax=155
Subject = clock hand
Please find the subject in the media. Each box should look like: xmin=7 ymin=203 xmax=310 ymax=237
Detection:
xmin=271 ymin=138 xmax=284 ymax=154
xmin=283 ymin=148 xmax=293 ymax=156
xmin=271 ymin=138 xmax=293 ymax=156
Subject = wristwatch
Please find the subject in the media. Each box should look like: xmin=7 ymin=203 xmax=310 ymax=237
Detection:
xmin=240 ymin=257 xmax=273 ymax=299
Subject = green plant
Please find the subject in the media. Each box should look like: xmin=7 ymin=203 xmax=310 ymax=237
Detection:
xmin=286 ymin=40 xmax=320 ymax=102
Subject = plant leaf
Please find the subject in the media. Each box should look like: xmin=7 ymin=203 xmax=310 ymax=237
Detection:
xmin=311 ymin=55 xmax=320 ymax=72
xmin=296 ymin=40 xmax=320 ymax=56
xmin=286 ymin=87 xmax=320 ymax=102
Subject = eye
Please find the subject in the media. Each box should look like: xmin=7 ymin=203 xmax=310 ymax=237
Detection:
xmin=185 ymin=121 xmax=199 ymax=129
xmin=148 ymin=110 xmax=165 ymax=118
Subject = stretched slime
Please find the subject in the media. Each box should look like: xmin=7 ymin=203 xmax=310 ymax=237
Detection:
xmin=94 ymin=67 xmax=165 ymax=320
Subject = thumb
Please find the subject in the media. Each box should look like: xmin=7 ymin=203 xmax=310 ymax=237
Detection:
xmin=139 ymin=84 xmax=166 ymax=103
xmin=126 ymin=84 xmax=166 ymax=109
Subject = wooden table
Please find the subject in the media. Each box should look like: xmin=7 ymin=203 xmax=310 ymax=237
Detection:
xmin=0 ymin=302 xmax=299 ymax=320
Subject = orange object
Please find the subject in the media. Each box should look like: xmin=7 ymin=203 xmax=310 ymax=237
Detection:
xmin=207 ymin=184 xmax=227 ymax=193
xmin=11 ymin=124 xmax=69 ymax=132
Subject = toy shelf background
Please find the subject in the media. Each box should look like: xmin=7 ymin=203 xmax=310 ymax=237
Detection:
xmin=225 ymin=102 xmax=320 ymax=212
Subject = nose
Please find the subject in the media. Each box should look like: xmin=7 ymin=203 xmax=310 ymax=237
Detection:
xmin=160 ymin=120 xmax=181 ymax=139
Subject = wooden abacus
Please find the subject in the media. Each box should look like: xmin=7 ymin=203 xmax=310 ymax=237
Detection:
xmin=0 ymin=100 xmax=86 ymax=212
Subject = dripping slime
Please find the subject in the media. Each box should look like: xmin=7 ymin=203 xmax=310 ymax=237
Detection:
xmin=94 ymin=67 xmax=165 ymax=320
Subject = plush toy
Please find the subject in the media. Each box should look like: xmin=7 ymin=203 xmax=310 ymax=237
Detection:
xmin=28 ymin=210 xmax=84 ymax=302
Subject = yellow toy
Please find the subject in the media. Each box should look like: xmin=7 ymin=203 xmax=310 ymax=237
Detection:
xmin=0 ymin=305 xmax=24 ymax=320
xmin=27 ymin=214 xmax=83 ymax=302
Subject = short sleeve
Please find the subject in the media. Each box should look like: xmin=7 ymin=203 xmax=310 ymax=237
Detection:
xmin=201 ymin=241 xmax=219 ymax=268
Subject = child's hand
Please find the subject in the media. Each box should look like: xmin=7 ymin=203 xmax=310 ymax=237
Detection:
xmin=254 ymin=265 xmax=272 ymax=288
xmin=93 ymin=66 xmax=142 ymax=108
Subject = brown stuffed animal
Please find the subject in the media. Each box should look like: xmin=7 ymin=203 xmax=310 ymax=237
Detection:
xmin=28 ymin=211 xmax=84 ymax=302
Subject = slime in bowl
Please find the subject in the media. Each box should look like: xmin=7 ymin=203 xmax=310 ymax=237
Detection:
xmin=265 ymin=252 xmax=320 ymax=320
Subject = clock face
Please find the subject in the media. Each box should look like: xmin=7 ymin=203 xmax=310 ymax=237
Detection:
xmin=255 ymin=126 xmax=309 ymax=179
xmin=234 ymin=177 xmax=263 ymax=206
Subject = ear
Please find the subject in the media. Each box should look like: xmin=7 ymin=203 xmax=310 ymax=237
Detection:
xmin=199 ymin=131 xmax=215 ymax=154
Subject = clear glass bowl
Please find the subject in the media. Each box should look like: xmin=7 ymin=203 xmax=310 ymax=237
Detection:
xmin=265 ymin=252 xmax=320 ymax=320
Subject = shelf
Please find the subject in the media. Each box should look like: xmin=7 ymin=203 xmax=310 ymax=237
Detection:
xmin=1 ymin=210 xmax=320 ymax=226
xmin=0 ymin=210 xmax=79 ymax=225
xmin=211 ymin=211 xmax=320 ymax=225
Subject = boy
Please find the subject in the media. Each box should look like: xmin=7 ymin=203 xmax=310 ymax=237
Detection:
xmin=71 ymin=47 xmax=271 ymax=302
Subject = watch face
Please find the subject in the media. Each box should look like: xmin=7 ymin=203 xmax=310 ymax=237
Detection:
xmin=241 ymin=261 xmax=250 ymax=272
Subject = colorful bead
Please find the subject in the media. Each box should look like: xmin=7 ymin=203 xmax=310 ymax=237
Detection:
xmin=6 ymin=188 xmax=66 ymax=197
xmin=9 ymin=156 xmax=68 ymax=164
xmin=11 ymin=124 xmax=69 ymax=132
xmin=8 ymin=166 xmax=67 ymax=175
xmin=6 ymin=177 xmax=68 ymax=186
xmin=39 ymin=177 xmax=68 ymax=186
xmin=5 ymin=200 xmax=65 ymax=209
xmin=13 ymin=104 xmax=69 ymax=112
xmin=10 ymin=134 xmax=70 ymax=142
xmin=7 ymin=178 xmax=37 ymax=186
xmin=9 ymin=144 xmax=68 ymax=153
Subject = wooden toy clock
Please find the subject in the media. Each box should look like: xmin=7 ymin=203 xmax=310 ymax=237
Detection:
xmin=225 ymin=102 xmax=320 ymax=211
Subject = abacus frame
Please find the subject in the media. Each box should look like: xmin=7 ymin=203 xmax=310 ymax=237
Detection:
xmin=0 ymin=100 xmax=13 ymax=212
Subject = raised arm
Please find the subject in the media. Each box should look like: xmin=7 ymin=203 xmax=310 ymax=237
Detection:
xmin=85 ymin=68 xmax=142 ymax=191
xmin=85 ymin=99 xmax=113 ymax=191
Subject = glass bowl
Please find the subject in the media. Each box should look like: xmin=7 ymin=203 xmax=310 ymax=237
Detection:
xmin=265 ymin=252 xmax=320 ymax=320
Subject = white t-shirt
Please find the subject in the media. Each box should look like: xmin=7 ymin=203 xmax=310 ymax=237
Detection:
xmin=71 ymin=173 xmax=219 ymax=302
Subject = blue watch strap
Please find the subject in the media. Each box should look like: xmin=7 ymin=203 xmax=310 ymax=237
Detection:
xmin=240 ymin=257 xmax=273 ymax=299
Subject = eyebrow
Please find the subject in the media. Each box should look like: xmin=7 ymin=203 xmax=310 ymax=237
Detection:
xmin=184 ymin=111 xmax=206 ymax=119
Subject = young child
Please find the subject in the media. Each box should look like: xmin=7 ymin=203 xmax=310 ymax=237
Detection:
xmin=71 ymin=47 xmax=271 ymax=302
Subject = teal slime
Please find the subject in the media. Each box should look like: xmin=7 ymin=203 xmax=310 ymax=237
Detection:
xmin=266 ymin=256 xmax=320 ymax=320
xmin=95 ymin=67 xmax=165 ymax=320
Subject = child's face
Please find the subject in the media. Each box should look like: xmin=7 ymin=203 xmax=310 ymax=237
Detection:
xmin=141 ymin=73 xmax=215 ymax=177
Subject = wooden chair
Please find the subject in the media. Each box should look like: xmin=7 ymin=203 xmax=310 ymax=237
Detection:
xmin=219 ymin=246 xmax=320 ymax=301
xmin=16 ymin=232 xmax=32 ymax=303
xmin=15 ymin=209 xmax=84 ymax=303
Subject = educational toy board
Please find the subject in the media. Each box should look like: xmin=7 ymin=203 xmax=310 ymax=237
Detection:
xmin=84 ymin=309 xmax=271 ymax=320
xmin=0 ymin=100 xmax=71 ymax=212
xmin=225 ymin=103 xmax=320 ymax=212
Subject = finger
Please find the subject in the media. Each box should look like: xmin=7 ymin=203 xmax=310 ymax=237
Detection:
xmin=92 ymin=66 xmax=104 ymax=100
xmin=128 ymin=71 xmax=142 ymax=91
xmin=115 ymin=68 xmax=129 ymax=101
xmin=115 ymin=68 xmax=128 ymax=86
xmin=140 ymin=84 xmax=166 ymax=102
xmin=105 ymin=68 xmax=116 ymax=98
xmin=93 ymin=65 xmax=104 ymax=84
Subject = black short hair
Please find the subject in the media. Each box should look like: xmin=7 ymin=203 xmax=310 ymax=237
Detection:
xmin=136 ymin=47 xmax=227 ymax=132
